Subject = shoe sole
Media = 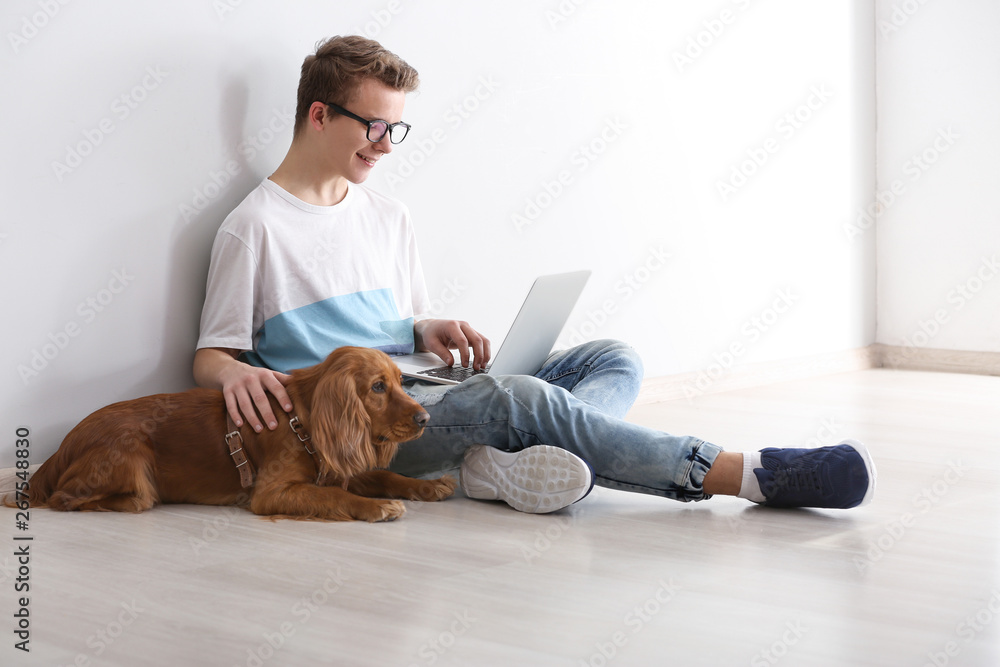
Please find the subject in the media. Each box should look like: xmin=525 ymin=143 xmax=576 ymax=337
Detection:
xmin=839 ymin=437 xmax=877 ymax=507
xmin=460 ymin=445 xmax=594 ymax=514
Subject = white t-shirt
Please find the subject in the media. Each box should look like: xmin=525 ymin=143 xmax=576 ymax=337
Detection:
xmin=197 ymin=178 xmax=431 ymax=373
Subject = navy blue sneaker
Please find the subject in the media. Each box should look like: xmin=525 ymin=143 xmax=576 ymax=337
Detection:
xmin=460 ymin=445 xmax=595 ymax=514
xmin=754 ymin=438 xmax=876 ymax=509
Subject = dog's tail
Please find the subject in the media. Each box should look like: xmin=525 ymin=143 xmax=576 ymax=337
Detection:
xmin=0 ymin=467 xmax=28 ymax=508
xmin=1 ymin=458 xmax=57 ymax=509
xmin=27 ymin=457 xmax=59 ymax=507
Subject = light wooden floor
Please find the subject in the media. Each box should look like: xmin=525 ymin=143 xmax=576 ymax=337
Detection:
xmin=2 ymin=368 xmax=999 ymax=666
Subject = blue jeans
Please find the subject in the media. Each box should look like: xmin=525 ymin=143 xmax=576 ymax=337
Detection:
xmin=390 ymin=339 xmax=723 ymax=502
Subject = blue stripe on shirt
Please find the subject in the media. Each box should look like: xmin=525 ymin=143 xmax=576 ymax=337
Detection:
xmin=244 ymin=288 xmax=415 ymax=372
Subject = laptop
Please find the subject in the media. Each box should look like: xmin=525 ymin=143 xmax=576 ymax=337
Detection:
xmin=394 ymin=270 xmax=591 ymax=385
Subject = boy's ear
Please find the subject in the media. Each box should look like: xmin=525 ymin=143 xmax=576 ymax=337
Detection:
xmin=308 ymin=101 xmax=329 ymax=131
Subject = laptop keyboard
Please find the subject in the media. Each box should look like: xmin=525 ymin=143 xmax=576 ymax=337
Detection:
xmin=418 ymin=365 xmax=489 ymax=382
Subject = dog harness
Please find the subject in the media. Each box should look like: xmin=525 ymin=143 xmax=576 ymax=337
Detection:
xmin=225 ymin=414 xmax=325 ymax=488
xmin=225 ymin=415 xmax=256 ymax=488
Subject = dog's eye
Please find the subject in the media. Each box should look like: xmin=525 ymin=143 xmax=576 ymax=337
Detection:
xmin=372 ymin=381 xmax=386 ymax=394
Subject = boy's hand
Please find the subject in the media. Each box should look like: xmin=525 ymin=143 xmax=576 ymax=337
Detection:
xmin=413 ymin=319 xmax=491 ymax=370
xmin=193 ymin=348 xmax=293 ymax=432
xmin=219 ymin=363 xmax=293 ymax=433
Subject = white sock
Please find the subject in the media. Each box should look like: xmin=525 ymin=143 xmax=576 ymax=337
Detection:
xmin=737 ymin=451 xmax=765 ymax=503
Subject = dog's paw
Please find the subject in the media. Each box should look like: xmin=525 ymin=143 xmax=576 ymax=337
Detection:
xmin=370 ymin=499 xmax=407 ymax=522
xmin=415 ymin=475 xmax=457 ymax=502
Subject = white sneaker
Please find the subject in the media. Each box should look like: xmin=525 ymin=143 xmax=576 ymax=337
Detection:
xmin=459 ymin=445 xmax=594 ymax=514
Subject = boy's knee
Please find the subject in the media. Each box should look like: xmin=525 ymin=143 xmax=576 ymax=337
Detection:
xmin=496 ymin=373 xmax=547 ymax=396
xmin=492 ymin=374 xmax=566 ymax=410
xmin=593 ymin=339 xmax=644 ymax=379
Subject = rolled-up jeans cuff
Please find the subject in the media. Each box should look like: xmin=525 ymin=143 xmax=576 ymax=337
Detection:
xmin=677 ymin=438 xmax=725 ymax=502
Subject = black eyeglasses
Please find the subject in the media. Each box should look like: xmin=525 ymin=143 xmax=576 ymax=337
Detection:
xmin=324 ymin=102 xmax=411 ymax=144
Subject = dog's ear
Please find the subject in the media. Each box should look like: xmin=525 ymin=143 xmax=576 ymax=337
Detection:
xmin=310 ymin=370 xmax=376 ymax=482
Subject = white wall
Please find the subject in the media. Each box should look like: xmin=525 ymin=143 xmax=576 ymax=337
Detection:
xmin=0 ymin=0 xmax=876 ymax=465
xmin=875 ymin=0 xmax=1000 ymax=354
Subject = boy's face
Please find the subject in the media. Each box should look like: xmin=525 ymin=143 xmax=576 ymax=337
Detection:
xmin=317 ymin=78 xmax=407 ymax=185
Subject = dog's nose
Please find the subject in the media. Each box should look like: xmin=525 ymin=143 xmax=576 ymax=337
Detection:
xmin=413 ymin=411 xmax=430 ymax=427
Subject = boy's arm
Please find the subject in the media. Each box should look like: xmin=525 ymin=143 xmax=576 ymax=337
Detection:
xmin=413 ymin=319 xmax=491 ymax=370
xmin=193 ymin=347 xmax=293 ymax=433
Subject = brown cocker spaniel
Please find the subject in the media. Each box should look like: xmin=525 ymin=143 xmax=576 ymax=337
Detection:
xmin=19 ymin=346 xmax=454 ymax=522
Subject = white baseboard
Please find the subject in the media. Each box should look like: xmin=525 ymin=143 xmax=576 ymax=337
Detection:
xmin=636 ymin=343 xmax=1000 ymax=404
xmin=636 ymin=347 xmax=878 ymax=404
xmin=872 ymin=343 xmax=1000 ymax=376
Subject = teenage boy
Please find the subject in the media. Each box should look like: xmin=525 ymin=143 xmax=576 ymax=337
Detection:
xmin=194 ymin=36 xmax=876 ymax=514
